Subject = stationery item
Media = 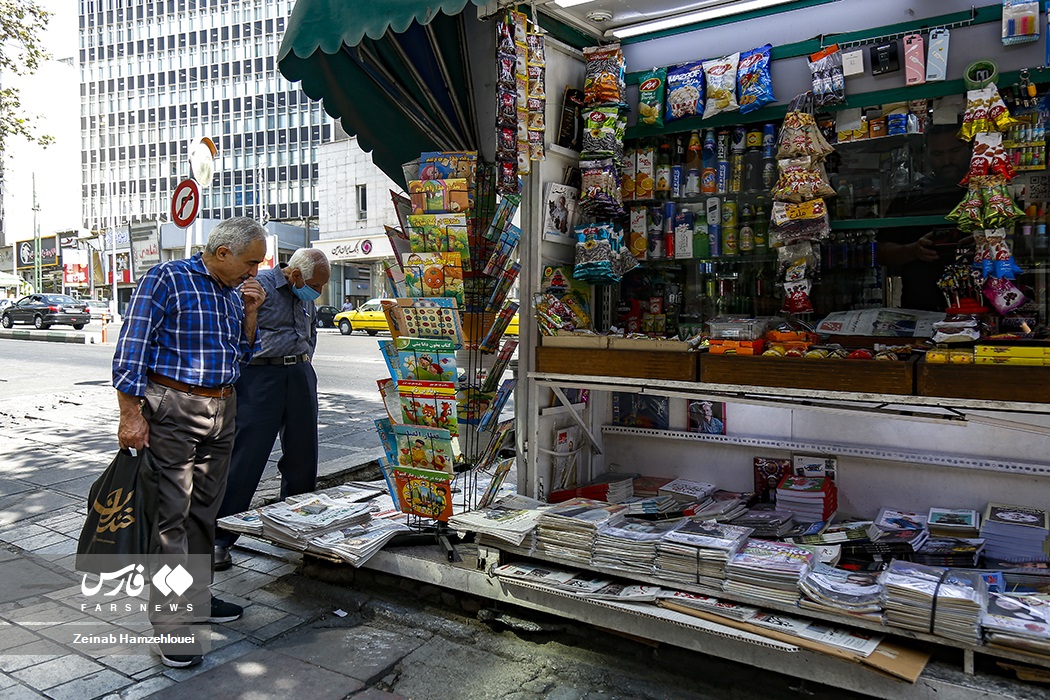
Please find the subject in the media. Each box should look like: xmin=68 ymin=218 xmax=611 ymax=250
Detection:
xmin=903 ymin=34 xmax=925 ymax=85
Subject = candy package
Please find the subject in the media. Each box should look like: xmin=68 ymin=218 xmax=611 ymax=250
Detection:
xmin=782 ymin=278 xmax=814 ymax=313
xmin=574 ymin=223 xmax=620 ymax=285
xmin=937 ymin=264 xmax=985 ymax=310
xmin=983 ymin=276 xmax=1026 ymax=314
xmin=665 ymin=61 xmax=705 ymax=122
xmin=946 ymin=186 xmax=985 ymax=231
xmin=959 ymin=84 xmax=1018 ymax=140
xmin=772 ymin=156 xmax=836 ymax=203
xmin=984 ymin=227 xmax=1024 ymax=279
xmin=738 ymin=44 xmax=775 ymax=114
xmin=579 ymin=158 xmax=624 ymax=218
xmin=637 ymin=67 xmax=666 ymax=127
xmin=808 ymin=45 xmax=846 ymax=107
xmin=583 ymin=44 xmax=626 ymax=107
xmin=702 ymin=53 xmax=740 ymax=118
xmin=961 ymin=132 xmax=1014 ymax=184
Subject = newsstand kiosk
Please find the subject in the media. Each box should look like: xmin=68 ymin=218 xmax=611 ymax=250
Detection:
xmin=278 ymin=1 xmax=1050 ymax=697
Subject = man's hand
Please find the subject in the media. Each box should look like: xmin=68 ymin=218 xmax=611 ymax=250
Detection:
xmin=116 ymin=392 xmax=149 ymax=450
xmin=910 ymin=232 xmax=941 ymax=263
xmin=240 ymin=277 xmax=266 ymax=315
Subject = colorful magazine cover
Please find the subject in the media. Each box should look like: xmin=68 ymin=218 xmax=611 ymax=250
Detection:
xmin=392 ymin=424 xmax=457 ymax=473
xmin=542 ymin=183 xmax=580 ymax=243
xmin=483 ymin=224 xmax=521 ymax=277
xmin=406 ymin=213 xmax=471 ymax=270
xmin=485 ymin=193 xmax=521 ymax=242
xmin=754 ymin=457 xmax=793 ymax=504
xmin=481 ymin=338 xmax=519 ymax=393
xmin=477 ymin=457 xmax=515 ymax=510
xmin=383 ymin=258 xmax=408 ymax=297
xmin=408 ymin=178 xmax=469 ymax=215
xmin=374 ymin=418 xmax=399 ymax=463
xmin=479 ymin=378 xmax=516 ymax=432
xmin=389 ymin=297 xmax=464 ymax=348
xmin=395 ymin=337 xmax=457 ymax=382
xmin=403 ymin=251 xmax=464 ymax=305
xmin=398 ymin=379 xmax=458 ymax=436
xmin=391 ymin=466 xmax=454 ymax=521
xmin=457 ymin=386 xmax=496 ymax=426
xmin=377 ymin=378 xmax=401 ymax=424
xmin=687 ymin=400 xmax=726 ymax=434
xmin=378 ymin=340 xmax=402 ymax=381
xmin=611 ymin=392 xmax=670 ymax=430
xmin=476 ymin=419 xmax=514 ymax=469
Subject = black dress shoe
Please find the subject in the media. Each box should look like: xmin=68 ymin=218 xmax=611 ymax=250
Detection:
xmin=213 ymin=544 xmax=232 ymax=571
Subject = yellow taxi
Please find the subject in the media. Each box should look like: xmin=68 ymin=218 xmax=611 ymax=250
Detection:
xmin=334 ymin=299 xmax=389 ymax=336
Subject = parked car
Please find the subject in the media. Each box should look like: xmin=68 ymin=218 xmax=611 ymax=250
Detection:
xmin=0 ymin=299 xmax=13 ymax=312
xmin=314 ymin=305 xmax=338 ymax=329
xmin=1 ymin=294 xmax=91 ymax=330
xmin=83 ymin=300 xmax=112 ymax=323
xmin=334 ymin=298 xmax=390 ymax=336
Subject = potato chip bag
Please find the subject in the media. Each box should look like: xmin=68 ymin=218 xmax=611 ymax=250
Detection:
xmin=637 ymin=67 xmax=666 ymax=127
xmin=738 ymin=44 xmax=775 ymax=114
xmin=665 ymin=61 xmax=704 ymax=122
xmin=702 ymin=53 xmax=740 ymax=119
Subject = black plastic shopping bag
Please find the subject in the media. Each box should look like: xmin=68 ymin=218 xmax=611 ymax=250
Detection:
xmin=75 ymin=448 xmax=160 ymax=574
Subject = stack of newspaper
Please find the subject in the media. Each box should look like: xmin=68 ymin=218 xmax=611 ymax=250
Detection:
xmin=688 ymin=490 xmax=752 ymax=522
xmin=658 ymin=478 xmax=718 ymax=510
xmin=217 ymin=508 xmax=265 ymax=536
xmin=592 ymin=518 xmax=682 ymax=577
xmin=880 ymin=559 xmax=986 ymax=644
xmin=447 ymin=495 xmax=548 ymax=548
xmin=724 ymin=539 xmax=814 ymax=605
xmin=534 ymin=498 xmax=628 ymax=566
xmin=621 ymin=495 xmax=680 ymax=516
xmin=775 ymin=476 xmax=838 ymax=523
xmin=909 ymin=537 xmax=985 ymax=567
xmin=654 ymin=540 xmax=701 ymax=585
xmin=306 ymin=517 xmax=411 ymax=566
xmin=730 ymin=508 xmax=794 ymax=538
xmin=259 ymin=495 xmax=373 ymax=550
xmin=784 ymin=520 xmax=878 ymax=547
xmin=492 ymin=562 xmax=663 ymax=602
xmin=982 ymin=592 xmax=1050 ymax=655
xmin=660 ymin=519 xmax=752 ymax=588
xmin=799 ymin=563 xmax=884 ymax=619
xmin=980 ymin=503 xmax=1050 ymax=563
xmin=655 ymin=590 xmax=761 ymax=621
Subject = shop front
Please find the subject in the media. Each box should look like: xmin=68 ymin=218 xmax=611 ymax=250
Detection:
xmin=312 ymin=235 xmax=395 ymax=308
xmin=276 ymin=1 xmax=1050 ymax=696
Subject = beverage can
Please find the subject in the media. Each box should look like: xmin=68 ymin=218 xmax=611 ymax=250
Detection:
xmin=716 ymin=160 xmax=730 ymax=194
xmin=716 ymin=130 xmax=731 ymax=160
xmin=729 ymin=152 xmax=744 ymax=193
xmin=722 ymin=226 xmax=739 ymax=256
xmin=745 ymin=129 xmax=762 ymax=149
xmin=721 ymin=200 xmax=738 ymax=228
xmin=762 ymin=123 xmax=777 ymax=158
xmin=708 ymin=223 xmax=722 ymax=257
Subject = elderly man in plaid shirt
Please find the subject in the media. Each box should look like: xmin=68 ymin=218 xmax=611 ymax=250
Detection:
xmin=112 ymin=217 xmax=267 ymax=668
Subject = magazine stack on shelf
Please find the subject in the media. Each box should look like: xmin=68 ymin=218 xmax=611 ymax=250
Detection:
xmin=535 ymin=498 xmax=628 ymax=566
xmin=879 ymin=560 xmax=986 ymax=645
xmin=842 ymin=508 xmax=929 ymax=560
xmin=775 ymin=476 xmax=838 ymax=523
xmin=306 ymin=517 xmax=412 ymax=567
xmin=799 ymin=563 xmax=884 ymax=620
xmin=653 ymin=540 xmax=701 ymax=585
xmin=731 ymin=508 xmax=794 ymax=538
xmin=688 ymin=490 xmax=753 ymax=522
xmin=909 ymin=536 xmax=985 ymax=567
xmin=622 ymin=494 xmax=680 ymax=516
xmin=659 ymin=478 xmax=718 ymax=509
xmin=258 ymin=496 xmax=373 ymax=550
xmin=982 ymin=592 xmax=1050 ymax=655
xmin=549 ymin=472 xmax=637 ymax=504
xmin=661 ymin=519 xmax=753 ymax=588
xmin=447 ymin=494 xmax=549 ymax=547
xmin=927 ymin=507 xmax=981 ymax=539
xmin=655 ymin=591 xmax=761 ymax=621
xmin=724 ymin=539 xmax=814 ymax=605
xmin=592 ymin=518 xmax=682 ymax=577
xmin=493 ymin=563 xmax=663 ymax=602
xmin=785 ymin=520 xmax=879 ymax=546
xmin=979 ymin=503 xmax=1050 ymax=563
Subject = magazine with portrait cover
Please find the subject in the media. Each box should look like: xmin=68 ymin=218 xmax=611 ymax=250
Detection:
xmin=874 ymin=507 xmax=928 ymax=532
xmin=542 ymin=183 xmax=580 ymax=244
xmin=982 ymin=592 xmax=1050 ymax=640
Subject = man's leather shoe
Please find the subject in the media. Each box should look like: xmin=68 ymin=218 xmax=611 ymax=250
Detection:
xmin=213 ymin=544 xmax=232 ymax=572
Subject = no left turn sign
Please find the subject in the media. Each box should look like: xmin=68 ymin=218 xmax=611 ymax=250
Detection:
xmin=171 ymin=179 xmax=201 ymax=228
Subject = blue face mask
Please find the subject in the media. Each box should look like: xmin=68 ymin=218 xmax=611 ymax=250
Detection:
xmin=292 ymin=282 xmax=321 ymax=302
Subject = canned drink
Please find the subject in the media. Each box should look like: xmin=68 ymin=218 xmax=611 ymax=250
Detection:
xmin=729 ymin=152 xmax=744 ymax=193
xmin=762 ymin=123 xmax=777 ymax=158
xmin=722 ymin=226 xmax=738 ymax=256
xmin=662 ymin=201 xmax=677 ymax=234
xmin=693 ymin=220 xmax=710 ymax=258
xmin=731 ymin=126 xmax=747 ymax=153
xmin=739 ymin=223 xmax=754 ymax=252
xmin=721 ymin=200 xmax=738 ymax=228
xmin=745 ymin=129 xmax=762 ymax=149
xmin=716 ymin=160 xmax=730 ymax=194
xmin=706 ymin=196 xmax=721 ymax=226
xmin=708 ymin=223 xmax=722 ymax=257
xmin=670 ymin=164 xmax=683 ymax=199
xmin=716 ymin=130 xmax=731 ymax=160
xmin=647 ymin=205 xmax=664 ymax=258
xmin=761 ymin=158 xmax=777 ymax=190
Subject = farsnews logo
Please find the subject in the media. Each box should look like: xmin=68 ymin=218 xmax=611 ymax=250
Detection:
xmin=81 ymin=564 xmax=193 ymax=598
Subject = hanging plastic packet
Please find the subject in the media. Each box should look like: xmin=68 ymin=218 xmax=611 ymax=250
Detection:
xmin=777 ymin=109 xmax=835 ymax=160
xmin=772 ymin=157 xmax=836 ymax=202
xmin=983 ymin=276 xmax=1026 ymax=313
xmin=768 ymin=200 xmax=830 ymax=246
xmin=665 ymin=61 xmax=705 ymax=122
xmin=574 ymin=223 xmax=618 ymax=284
xmin=637 ymin=67 xmax=667 ymax=127
xmin=808 ymin=45 xmax=846 ymax=107
xmin=782 ymin=278 xmax=814 ymax=313
xmin=583 ymin=44 xmax=626 ymax=107
xmin=582 ymin=107 xmax=619 ymax=156
xmin=962 ymin=132 xmax=1015 ymax=184
xmin=738 ymin=44 xmax=775 ymax=114
xmin=982 ymin=181 xmax=1025 ymax=228
xmin=946 ymin=185 xmax=985 ymax=231
xmin=579 ymin=158 xmax=625 ymax=218
xmin=959 ymin=83 xmax=1018 ymax=140
xmin=778 ymin=241 xmax=821 ymax=279
xmin=984 ymin=227 xmax=1024 ymax=278
xmin=702 ymin=53 xmax=740 ymax=118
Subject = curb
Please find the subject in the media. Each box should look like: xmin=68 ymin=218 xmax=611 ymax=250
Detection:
xmin=0 ymin=329 xmax=102 ymax=344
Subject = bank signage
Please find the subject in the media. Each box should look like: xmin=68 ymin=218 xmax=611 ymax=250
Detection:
xmin=315 ymin=236 xmax=391 ymax=261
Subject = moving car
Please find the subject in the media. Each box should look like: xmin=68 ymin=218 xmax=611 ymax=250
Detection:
xmin=1 ymin=294 xmax=91 ymax=330
xmin=83 ymin=300 xmax=112 ymax=323
xmin=334 ymin=298 xmax=389 ymax=336
xmin=314 ymin=305 xmax=338 ymax=329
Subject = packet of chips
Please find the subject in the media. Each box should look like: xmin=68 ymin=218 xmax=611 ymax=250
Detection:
xmin=738 ymin=44 xmax=775 ymax=114
xmin=637 ymin=67 xmax=666 ymax=127
xmin=782 ymin=278 xmax=814 ymax=313
xmin=665 ymin=61 xmax=704 ymax=122
xmin=583 ymin=44 xmax=626 ymax=107
xmin=772 ymin=157 xmax=835 ymax=202
xmin=702 ymin=53 xmax=740 ymax=118
xmin=582 ymin=107 xmax=619 ymax=157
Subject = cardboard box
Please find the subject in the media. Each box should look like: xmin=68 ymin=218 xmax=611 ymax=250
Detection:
xmin=700 ymin=354 xmax=916 ymax=394
xmin=536 ymin=346 xmax=697 ymax=381
xmin=918 ymin=359 xmax=1050 ymax=403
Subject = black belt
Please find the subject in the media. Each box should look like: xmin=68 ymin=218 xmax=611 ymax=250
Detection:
xmin=249 ymin=353 xmax=310 ymax=366
xmin=147 ymin=371 xmax=234 ymax=399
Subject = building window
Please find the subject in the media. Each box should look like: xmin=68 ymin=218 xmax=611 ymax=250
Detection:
xmin=356 ymin=184 xmax=367 ymax=220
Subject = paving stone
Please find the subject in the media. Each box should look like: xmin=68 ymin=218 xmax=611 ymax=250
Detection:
xmin=0 ymin=640 xmax=66 ymax=673
xmin=242 ymin=587 xmax=325 ymax=620
xmin=110 ymin=674 xmax=175 ymax=699
xmin=210 ymin=569 xmax=278 ymax=596
xmin=391 ymin=636 xmax=538 ymax=700
xmin=11 ymin=655 xmax=106 ymax=691
xmin=150 ymin=648 xmax=362 ymax=700
xmin=160 ymin=639 xmax=256 ymax=682
xmin=247 ymin=613 xmax=305 ymax=643
xmin=0 ymin=559 xmax=71 ymax=605
xmin=269 ymin=625 xmax=425 ymax=685
xmin=0 ymin=674 xmax=17 ymax=690
xmin=223 ymin=603 xmax=291 ymax=635
xmin=0 ymin=628 xmax=42 ymax=653
xmin=546 ymin=686 xmax=586 ymax=700
xmin=350 ymin=689 xmax=408 ymax=700
xmin=5 ymin=601 xmax=89 ymax=629
xmin=9 ymin=533 xmax=65 ymax=553
xmin=0 ymin=493 xmax=80 ymax=528
xmin=42 ymin=668 xmax=130 ymax=700
xmin=0 ymin=683 xmax=46 ymax=699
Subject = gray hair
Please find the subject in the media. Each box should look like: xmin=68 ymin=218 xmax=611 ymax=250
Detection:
xmin=205 ymin=217 xmax=267 ymax=255
xmin=287 ymin=248 xmax=330 ymax=280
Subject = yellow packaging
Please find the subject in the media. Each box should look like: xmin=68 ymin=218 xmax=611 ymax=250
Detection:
xmin=628 ymin=207 xmax=648 ymax=259
xmin=975 ymin=345 xmax=1050 ymax=358
xmin=926 ymin=349 xmax=951 ymax=364
xmin=948 ymin=351 xmax=974 ymax=364
xmin=975 ymin=356 xmax=1044 ymax=366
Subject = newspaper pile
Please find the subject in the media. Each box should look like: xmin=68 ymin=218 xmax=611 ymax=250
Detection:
xmin=658 ymin=478 xmax=717 ymax=510
xmin=493 ymin=562 xmax=662 ymax=602
xmin=982 ymin=592 xmax=1050 ymax=655
xmin=908 ymin=537 xmax=985 ymax=567
xmin=799 ymin=562 xmax=883 ymax=619
xmin=660 ymin=519 xmax=752 ymax=589
xmin=621 ymin=495 xmax=680 ymax=515
xmin=980 ymin=503 xmax=1050 ymax=563
xmin=592 ymin=518 xmax=682 ymax=577
xmin=534 ymin=498 xmax=627 ymax=566
xmin=306 ymin=517 xmax=411 ymax=566
xmin=730 ymin=508 xmax=794 ymax=538
xmin=259 ymin=495 xmax=373 ymax=550
xmin=688 ymin=490 xmax=752 ymax=522
xmin=217 ymin=483 xmax=385 ymax=541
xmin=655 ymin=591 xmax=760 ymax=621
xmin=447 ymin=495 xmax=548 ymax=547
xmin=724 ymin=539 xmax=814 ymax=605
xmin=880 ymin=559 xmax=985 ymax=644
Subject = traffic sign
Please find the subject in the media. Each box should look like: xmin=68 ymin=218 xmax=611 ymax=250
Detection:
xmin=171 ymin=178 xmax=201 ymax=228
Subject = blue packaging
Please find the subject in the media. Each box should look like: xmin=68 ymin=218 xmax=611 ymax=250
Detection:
xmin=716 ymin=160 xmax=730 ymax=194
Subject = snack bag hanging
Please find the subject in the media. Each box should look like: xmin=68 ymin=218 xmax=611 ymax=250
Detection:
xmin=738 ymin=44 xmax=775 ymax=114
xmin=637 ymin=67 xmax=667 ymax=127
xmin=665 ymin=61 xmax=705 ymax=122
xmin=702 ymin=53 xmax=740 ymax=118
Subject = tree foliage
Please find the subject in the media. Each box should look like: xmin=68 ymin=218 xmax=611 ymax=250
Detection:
xmin=0 ymin=0 xmax=53 ymax=154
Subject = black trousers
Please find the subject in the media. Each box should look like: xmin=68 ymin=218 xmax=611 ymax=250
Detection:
xmin=215 ymin=361 xmax=319 ymax=547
